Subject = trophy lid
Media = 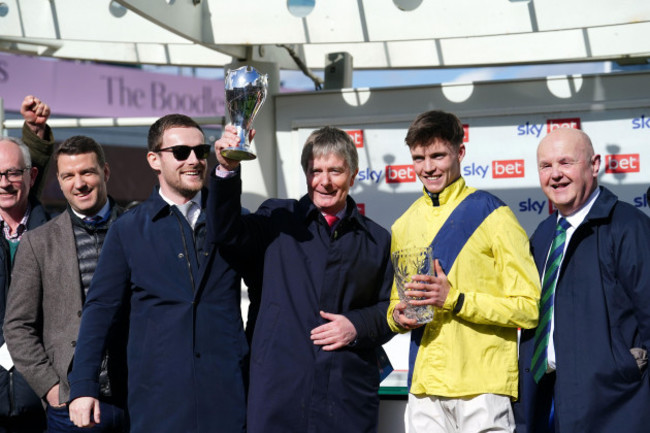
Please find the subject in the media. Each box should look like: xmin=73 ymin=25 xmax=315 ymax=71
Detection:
xmin=226 ymin=65 xmax=268 ymax=89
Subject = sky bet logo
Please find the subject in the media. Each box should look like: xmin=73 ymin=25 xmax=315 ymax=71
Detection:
xmin=605 ymin=154 xmax=640 ymax=173
xmin=547 ymin=117 xmax=581 ymax=132
xmin=463 ymin=160 xmax=525 ymax=179
xmin=357 ymin=165 xmax=416 ymax=183
xmin=634 ymin=190 xmax=649 ymax=208
xmin=463 ymin=124 xmax=469 ymax=143
xmin=517 ymin=117 xmax=581 ymax=138
xmin=519 ymin=198 xmax=556 ymax=215
xmin=385 ymin=164 xmax=417 ymax=183
xmin=346 ymin=130 xmax=364 ymax=148
xmin=357 ymin=168 xmax=383 ymax=183
xmin=632 ymin=114 xmax=650 ymax=129
xmin=493 ymin=159 xmax=524 ymax=178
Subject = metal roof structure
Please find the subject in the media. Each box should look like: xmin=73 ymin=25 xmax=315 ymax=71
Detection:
xmin=1 ymin=0 xmax=649 ymax=70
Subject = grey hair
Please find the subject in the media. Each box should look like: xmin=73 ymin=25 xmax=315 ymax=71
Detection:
xmin=300 ymin=126 xmax=359 ymax=174
xmin=0 ymin=135 xmax=32 ymax=167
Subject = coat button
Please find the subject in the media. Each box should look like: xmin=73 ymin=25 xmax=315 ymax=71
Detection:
xmin=71 ymin=341 xmax=76 ymax=347
xmin=178 ymin=253 xmax=184 ymax=259
xmin=77 ymin=310 xmax=82 ymax=317
xmin=195 ymin=352 xmax=201 ymax=358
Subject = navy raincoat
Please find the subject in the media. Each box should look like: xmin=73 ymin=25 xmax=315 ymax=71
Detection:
xmin=69 ymin=188 xmax=248 ymax=433
xmin=516 ymin=187 xmax=650 ymax=433
xmin=209 ymin=172 xmax=394 ymax=433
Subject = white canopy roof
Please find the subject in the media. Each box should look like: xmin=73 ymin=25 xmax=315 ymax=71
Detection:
xmin=1 ymin=0 xmax=649 ymax=69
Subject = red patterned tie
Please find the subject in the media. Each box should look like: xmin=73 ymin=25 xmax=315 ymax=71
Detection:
xmin=324 ymin=214 xmax=339 ymax=230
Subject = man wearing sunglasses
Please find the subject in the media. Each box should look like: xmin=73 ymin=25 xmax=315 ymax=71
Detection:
xmin=68 ymin=114 xmax=247 ymax=433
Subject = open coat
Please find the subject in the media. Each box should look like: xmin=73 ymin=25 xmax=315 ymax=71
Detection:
xmin=209 ymin=172 xmax=394 ymax=433
xmin=4 ymin=208 xmax=126 ymax=404
xmin=516 ymin=187 xmax=650 ymax=433
xmin=69 ymin=188 xmax=248 ymax=433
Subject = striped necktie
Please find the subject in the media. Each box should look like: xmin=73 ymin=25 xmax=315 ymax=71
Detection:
xmin=531 ymin=217 xmax=571 ymax=383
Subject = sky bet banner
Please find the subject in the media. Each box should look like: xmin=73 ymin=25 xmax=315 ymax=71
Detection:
xmin=298 ymin=108 xmax=649 ymax=236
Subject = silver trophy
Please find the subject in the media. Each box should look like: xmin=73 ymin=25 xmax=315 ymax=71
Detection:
xmin=391 ymin=246 xmax=435 ymax=324
xmin=223 ymin=66 xmax=268 ymax=161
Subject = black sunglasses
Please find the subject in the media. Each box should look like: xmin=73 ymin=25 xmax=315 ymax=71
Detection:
xmin=156 ymin=144 xmax=211 ymax=161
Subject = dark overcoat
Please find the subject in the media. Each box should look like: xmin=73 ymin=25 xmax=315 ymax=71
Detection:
xmin=68 ymin=188 xmax=248 ymax=433
xmin=516 ymin=187 xmax=650 ymax=433
xmin=210 ymin=173 xmax=394 ymax=433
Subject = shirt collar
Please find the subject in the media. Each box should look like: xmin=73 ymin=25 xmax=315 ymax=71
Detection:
xmin=158 ymin=189 xmax=202 ymax=224
xmin=0 ymin=203 xmax=32 ymax=241
xmin=321 ymin=205 xmax=347 ymax=221
xmin=70 ymin=199 xmax=111 ymax=221
xmin=558 ymin=187 xmax=600 ymax=229
xmin=158 ymin=189 xmax=202 ymax=209
xmin=300 ymin=195 xmax=369 ymax=232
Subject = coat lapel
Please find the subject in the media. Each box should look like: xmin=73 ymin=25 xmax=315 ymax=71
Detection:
xmin=52 ymin=212 xmax=84 ymax=308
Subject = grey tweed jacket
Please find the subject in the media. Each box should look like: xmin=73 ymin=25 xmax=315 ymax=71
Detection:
xmin=3 ymin=211 xmax=84 ymax=404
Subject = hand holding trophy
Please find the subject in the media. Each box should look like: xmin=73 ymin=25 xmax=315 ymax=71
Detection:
xmin=221 ymin=66 xmax=268 ymax=161
xmin=391 ymin=246 xmax=435 ymax=325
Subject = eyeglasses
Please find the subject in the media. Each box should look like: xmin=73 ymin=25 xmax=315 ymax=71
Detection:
xmin=0 ymin=168 xmax=30 ymax=182
xmin=156 ymin=144 xmax=211 ymax=161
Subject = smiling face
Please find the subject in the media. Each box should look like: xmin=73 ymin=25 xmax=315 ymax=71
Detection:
xmin=306 ymin=152 xmax=357 ymax=215
xmin=410 ymin=138 xmax=465 ymax=194
xmin=0 ymin=140 xmax=37 ymax=217
xmin=147 ymin=126 xmax=206 ymax=204
xmin=57 ymin=152 xmax=110 ymax=216
xmin=537 ymin=128 xmax=600 ymax=216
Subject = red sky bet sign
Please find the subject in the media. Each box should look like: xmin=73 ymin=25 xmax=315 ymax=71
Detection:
xmin=492 ymin=159 xmax=525 ymax=178
xmin=385 ymin=164 xmax=416 ymax=183
xmin=547 ymin=117 xmax=581 ymax=132
xmin=346 ymin=130 xmax=364 ymax=148
xmin=605 ymin=154 xmax=640 ymax=173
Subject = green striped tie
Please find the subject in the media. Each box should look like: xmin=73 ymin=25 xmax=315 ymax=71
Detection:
xmin=531 ymin=217 xmax=571 ymax=383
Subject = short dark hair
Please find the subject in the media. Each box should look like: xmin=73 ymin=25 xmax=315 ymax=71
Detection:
xmin=55 ymin=136 xmax=106 ymax=169
xmin=405 ymin=110 xmax=465 ymax=150
xmin=147 ymin=114 xmax=204 ymax=151
xmin=301 ymin=126 xmax=358 ymax=174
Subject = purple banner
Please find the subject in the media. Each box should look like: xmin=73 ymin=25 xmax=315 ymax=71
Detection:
xmin=0 ymin=53 xmax=225 ymax=118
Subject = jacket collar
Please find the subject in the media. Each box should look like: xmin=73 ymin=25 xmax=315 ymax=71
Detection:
xmin=26 ymin=196 xmax=51 ymax=230
xmin=150 ymin=186 xmax=208 ymax=222
xmin=421 ymin=176 xmax=466 ymax=207
xmin=581 ymin=186 xmax=617 ymax=223
xmin=547 ymin=186 xmax=617 ymax=229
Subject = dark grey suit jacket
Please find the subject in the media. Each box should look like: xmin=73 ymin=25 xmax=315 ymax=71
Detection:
xmin=3 ymin=211 xmax=84 ymax=403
